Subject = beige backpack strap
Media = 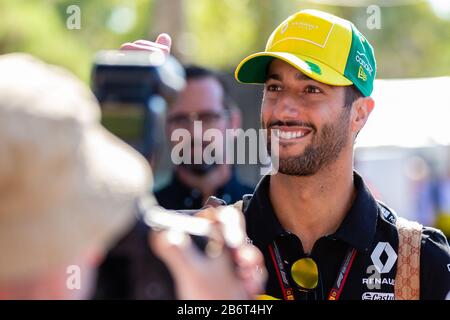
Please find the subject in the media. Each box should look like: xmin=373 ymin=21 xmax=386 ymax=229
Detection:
xmin=394 ymin=217 xmax=422 ymax=300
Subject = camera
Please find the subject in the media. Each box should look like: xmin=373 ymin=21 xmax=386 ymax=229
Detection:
xmin=92 ymin=50 xmax=185 ymax=159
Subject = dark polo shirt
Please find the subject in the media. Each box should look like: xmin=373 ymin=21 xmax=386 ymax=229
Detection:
xmin=244 ymin=172 xmax=450 ymax=300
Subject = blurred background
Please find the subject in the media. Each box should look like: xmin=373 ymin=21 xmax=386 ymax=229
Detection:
xmin=1 ymin=0 xmax=449 ymax=233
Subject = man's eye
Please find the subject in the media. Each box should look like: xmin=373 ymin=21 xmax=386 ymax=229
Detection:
xmin=266 ymin=84 xmax=282 ymax=92
xmin=304 ymin=86 xmax=321 ymax=94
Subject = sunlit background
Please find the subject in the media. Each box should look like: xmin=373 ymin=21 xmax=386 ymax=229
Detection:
xmin=2 ymin=0 xmax=450 ymax=80
xmin=1 ymin=0 xmax=450 ymax=233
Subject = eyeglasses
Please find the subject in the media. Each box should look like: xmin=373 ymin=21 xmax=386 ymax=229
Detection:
xmin=167 ymin=111 xmax=229 ymax=128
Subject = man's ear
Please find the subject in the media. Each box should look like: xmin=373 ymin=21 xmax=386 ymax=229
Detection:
xmin=351 ymin=96 xmax=375 ymax=135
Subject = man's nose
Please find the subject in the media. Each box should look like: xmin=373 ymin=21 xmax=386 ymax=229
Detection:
xmin=273 ymin=93 xmax=303 ymax=119
xmin=185 ymin=121 xmax=203 ymax=141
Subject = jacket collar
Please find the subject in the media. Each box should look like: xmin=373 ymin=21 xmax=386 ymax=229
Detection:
xmin=245 ymin=171 xmax=378 ymax=252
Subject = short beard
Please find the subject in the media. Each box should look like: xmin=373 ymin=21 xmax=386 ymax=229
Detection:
xmin=266 ymin=107 xmax=351 ymax=176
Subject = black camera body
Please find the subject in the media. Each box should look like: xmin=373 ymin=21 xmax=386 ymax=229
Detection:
xmin=92 ymin=50 xmax=185 ymax=159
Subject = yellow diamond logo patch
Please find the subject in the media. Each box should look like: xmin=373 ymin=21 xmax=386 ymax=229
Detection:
xmin=358 ymin=65 xmax=367 ymax=81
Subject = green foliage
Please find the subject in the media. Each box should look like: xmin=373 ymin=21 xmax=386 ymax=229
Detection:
xmin=1 ymin=0 xmax=449 ymax=80
xmin=184 ymin=0 xmax=450 ymax=78
xmin=0 ymin=0 xmax=90 ymax=80
xmin=0 ymin=0 xmax=153 ymax=82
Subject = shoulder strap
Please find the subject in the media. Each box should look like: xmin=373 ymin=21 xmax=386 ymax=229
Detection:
xmin=394 ymin=217 xmax=422 ymax=300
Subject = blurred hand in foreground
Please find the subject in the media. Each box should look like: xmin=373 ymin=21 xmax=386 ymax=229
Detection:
xmin=150 ymin=205 xmax=266 ymax=300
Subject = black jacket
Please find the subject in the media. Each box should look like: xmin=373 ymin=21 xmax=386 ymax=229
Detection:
xmin=244 ymin=172 xmax=450 ymax=300
xmin=93 ymin=220 xmax=176 ymax=300
xmin=155 ymin=172 xmax=254 ymax=210
xmin=94 ymin=171 xmax=254 ymax=299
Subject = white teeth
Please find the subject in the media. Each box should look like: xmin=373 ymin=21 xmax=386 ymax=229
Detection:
xmin=274 ymin=130 xmax=307 ymax=140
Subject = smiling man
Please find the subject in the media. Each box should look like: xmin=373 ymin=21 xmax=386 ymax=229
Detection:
xmin=234 ymin=9 xmax=450 ymax=300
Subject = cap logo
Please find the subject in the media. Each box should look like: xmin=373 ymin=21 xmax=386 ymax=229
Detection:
xmin=356 ymin=51 xmax=373 ymax=76
xmin=271 ymin=15 xmax=335 ymax=50
xmin=358 ymin=66 xmax=367 ymax=81
xmin=370 ymin=242 xmax=397 ymax=274
xmin=280 ymin=22 xmax=289 ymax=34
xmin=290 ymin=21 xmax=319 ymax=31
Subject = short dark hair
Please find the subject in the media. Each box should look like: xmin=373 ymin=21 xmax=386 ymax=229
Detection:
xmin=184 ymin=65 xmax=235 ymax=111
xmin=344 ymin=85 xmax=364 ymax=140
xmin=344 ymin=85 xmax=363 ymax=107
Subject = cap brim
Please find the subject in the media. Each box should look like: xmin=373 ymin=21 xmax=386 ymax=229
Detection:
xmin=235 ymin=52 xmax=352 ymax=87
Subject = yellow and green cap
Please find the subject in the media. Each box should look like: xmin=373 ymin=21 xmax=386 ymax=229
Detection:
xmin=235 ymin=9 xmax=376 ymax=97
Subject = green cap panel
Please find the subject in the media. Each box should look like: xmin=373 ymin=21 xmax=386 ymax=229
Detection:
xmin=344 ymin=23 xmax=377 ymax=96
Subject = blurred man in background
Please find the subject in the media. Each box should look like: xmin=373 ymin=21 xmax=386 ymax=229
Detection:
xmin=122 ymin=35 xmax=254 ymax=210
xmin=155 ymin=65 xmax=254 ymax=209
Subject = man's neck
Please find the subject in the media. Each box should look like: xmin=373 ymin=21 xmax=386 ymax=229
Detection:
xmin=270 ymin=158 xmax=355 ymax=254
xmin=176 ymin=165 xmax=231 ymax=204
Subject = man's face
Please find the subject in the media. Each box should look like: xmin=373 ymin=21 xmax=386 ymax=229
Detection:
xmin=167 ymin=76 xmax=230 ymax=172
xmin=261 ymin=59 xmax=353 ymax=176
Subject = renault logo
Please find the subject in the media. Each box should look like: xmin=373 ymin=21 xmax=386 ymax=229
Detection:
xmin=370 ymin=242 xmax=397 ymax=274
